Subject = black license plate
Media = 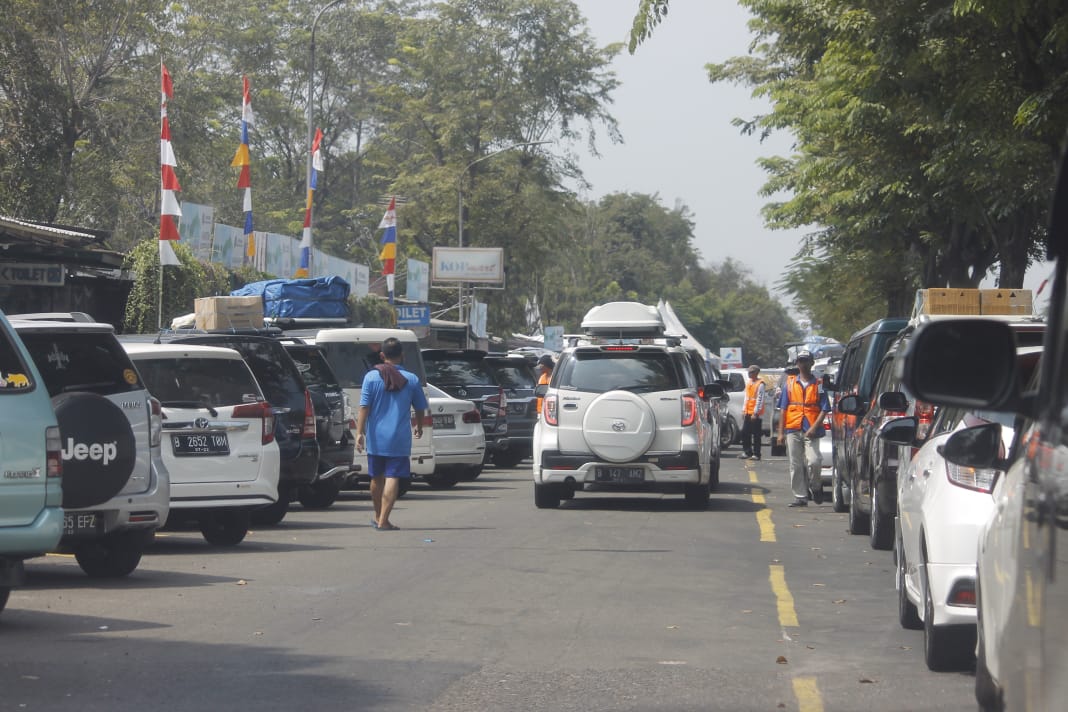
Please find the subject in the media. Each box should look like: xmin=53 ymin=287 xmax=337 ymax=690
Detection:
xmin=171 ymin=433 xmax=230 ymax=456
xmin=63 ymin=511 xmax=100 ymax=537
xmin=595 ymin=466 xmax=645 ymax=483
xmin=433 ymin=414 xmax=455 ymax=429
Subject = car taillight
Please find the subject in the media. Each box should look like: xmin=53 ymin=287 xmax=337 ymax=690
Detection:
xmin=681 ymin=394 xmax=697 ymax=426
xmin=302 ymin=390 xmax=317 ymax=438
xmin=148 ymin=396 xmax=163 ymax=448
xmin=232 ymin=401 xmax=275 ymax=445
xmin=544 ymin=394 xmax=558 ymax=426
xmin=946 ymin=461 xmax=997 ymax=493
xmin=916 ymin=401 xmax=935 ymax=440
xmin=45 ymin=425 xmax=62 ymax=478
xmin=462 ymin=409 xmax=481 ymax=424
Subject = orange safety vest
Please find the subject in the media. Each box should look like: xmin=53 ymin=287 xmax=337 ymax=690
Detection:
xmin=744 ymin=379 xmax=764 ymax=416
xmin=783 ymin=377 xmax=822 ymax=431
xmin=536 ymin=370 xmax=551 ymax=415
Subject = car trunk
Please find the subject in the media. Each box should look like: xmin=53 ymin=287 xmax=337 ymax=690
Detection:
xmin=0 ymin=434 xmax=48 ymax=527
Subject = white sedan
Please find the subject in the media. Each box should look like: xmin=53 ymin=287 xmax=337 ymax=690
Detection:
xmin=424 ymin=383 xmax=486 ymax=487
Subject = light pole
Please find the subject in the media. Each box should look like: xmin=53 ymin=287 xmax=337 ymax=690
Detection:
xmin=456 ymin=140 xmax=550 ymax=326
xmin=305 ymin=0 xmax=348 ymax=275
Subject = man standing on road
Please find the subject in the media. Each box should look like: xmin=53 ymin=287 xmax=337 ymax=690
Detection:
xmin=741 ymin=364 xmax=766 ymax=460
xmin=355 ymin=337 xmax=428 ymax=530
xmin=535 ymin=354 xmax=554 ymax=417
xmin=776 ymin=350 xmax=830 ymax=507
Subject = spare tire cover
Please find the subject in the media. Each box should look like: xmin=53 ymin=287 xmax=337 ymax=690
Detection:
xmin=53 ymin=392 xmax=137 ymax=509
xmin=582 ymin=390 xmax=656 ymax=463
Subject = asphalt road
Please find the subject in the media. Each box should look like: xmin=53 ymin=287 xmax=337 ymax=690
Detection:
xmin=1 ymin=449 xmax=976 ymax=712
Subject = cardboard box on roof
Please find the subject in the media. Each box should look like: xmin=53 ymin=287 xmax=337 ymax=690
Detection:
xmin=979 ymin=289 xmax=1032 ymax=315
xmin=194 ymin=295 xmax=264 ymax=330
xmin=914 ymin=289 xmax=981 ymax=316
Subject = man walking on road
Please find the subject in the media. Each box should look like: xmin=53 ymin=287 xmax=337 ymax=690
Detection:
xmin=776 ymin=349 xmax=830 ymax=507
xmin=355 ymin=337 xmax=428 ymax=530
xmin=741 ymin=364 xmax=766 ymax=460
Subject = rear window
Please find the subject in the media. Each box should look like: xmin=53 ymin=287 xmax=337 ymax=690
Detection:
xmin=318 ymin=341 xmax=426 ymax=388
xmin=19 ymin=331 xmax=141 ymax=397
xmin=487 ymin=361 xmax=536 ymax=388
xmin=285 ymin=347 xmax=337 ymax=387
xmin=133 ymin=357 xmax=261 ymax=407
xmin=555 ymin=350 xmax=680 ymax=393
xmin=175 ymin=337 xmax=305 ymax=403
xmin=0 ymin=324 xmax=35 ymax=392
xmin=425 ymin=357 xmax=497 ymax=387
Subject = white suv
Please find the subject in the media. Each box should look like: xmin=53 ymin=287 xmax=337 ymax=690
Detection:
xmin=532 ymin=302 xmax=718 ymax=510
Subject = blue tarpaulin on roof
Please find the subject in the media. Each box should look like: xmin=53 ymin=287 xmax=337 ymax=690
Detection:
xmin=232 ymin=276 xmax=350 ymax=319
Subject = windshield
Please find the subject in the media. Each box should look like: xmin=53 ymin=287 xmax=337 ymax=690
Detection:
xmin=133 ymin=357 xmax=261 ymax=407
xmin=555 ymin=350 xmax=679 ymax=393
xmin=425 ymin=357 xmax=497 ymax=387
xmin=487 ymin=361 xmax=536 ymax=388
xmin=286 ymin=347 xmax=337 ymax=387
xmin=20 ymin=331 xmax=142 ymax=397
xmin=318 ymin=341 xmax=426 ymax=388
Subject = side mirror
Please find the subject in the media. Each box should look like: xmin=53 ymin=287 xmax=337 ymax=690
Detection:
xmin=534 ymin=384 xmax=548 ymax=397
xmin=938 ymin=422 xmax=1002 ymax=469
xmin=903 ymin=319 xmax=1018 ymax=410
xmin=823 ymin=373 xmax=835 ymax=391
xmin=878 ymin=416 xmax=918 ymax=446
xmin=878 ymin=391 xmax=909 ymax=411
xmin=837 ymin=394 xmax=866 ymax=416
xmin=701 ymin=382 xmax=725 ymax=400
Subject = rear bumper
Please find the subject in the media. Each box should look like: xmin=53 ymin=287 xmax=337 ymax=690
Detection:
xmin=536 ymin=451 xmax=703 ymax=488
xmin=0 ymin=505 xmax=64 ymax=558
xmin=279 ymin=441 xmax=320 ymax=487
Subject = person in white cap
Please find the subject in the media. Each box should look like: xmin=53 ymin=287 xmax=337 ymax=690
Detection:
xmin=776 ymin=349 xmax=831 ymax=506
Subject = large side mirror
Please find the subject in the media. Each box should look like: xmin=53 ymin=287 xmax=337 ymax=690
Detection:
xmin=938 ymin=422 xmax=1002 ymax=469
xmin=837 ymin=394 xmax=866 ymax=416
xmin=878 ymin=416 xmax=917 ymax=446
xmin=701 ymin=382 xmax=725 ymax=400
xmin=534 ymin=384 xmax=548 ymax=397
xmin=878 ymin=391 xmax=909 ymax=411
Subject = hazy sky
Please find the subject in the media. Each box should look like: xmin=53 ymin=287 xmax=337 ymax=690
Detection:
xmin=570 ymin=0 xmax=1055 ymax=303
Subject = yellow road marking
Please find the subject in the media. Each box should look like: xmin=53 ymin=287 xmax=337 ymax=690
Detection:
xmin=769 ymin=564 xmax=799 ymax=627
xmin=749 ymin=471 xmax=775 ymax=541
xmin=45 ymin=553 xmax=75 ymax=559
xmin=792 ymin=676 xmax=824 ymax=712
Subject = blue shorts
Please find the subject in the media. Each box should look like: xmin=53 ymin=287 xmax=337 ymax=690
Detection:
xmin=368 ymin=454 xmax=411 ymax=479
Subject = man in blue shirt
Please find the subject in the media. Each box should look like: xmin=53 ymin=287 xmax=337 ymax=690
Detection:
xmin=355 ymin=337 xmax=428 ymax=530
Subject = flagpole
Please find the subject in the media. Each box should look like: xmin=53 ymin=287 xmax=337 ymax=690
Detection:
xmin=158 ymin=263 xmax=164 ymax=331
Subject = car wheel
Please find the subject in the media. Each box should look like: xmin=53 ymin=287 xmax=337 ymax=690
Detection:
xmin=492 ymin=448 xmax=526 ymax=469
xmin=921 ymin=546 xmax=976 ymax=671
xmin=848 ymin=475 xmax=870 ymax=535
xmin=298 ymin=479 xmax=342 ymax=509
xmin=719 ymin=416 xmax=737 ymax=450
xmin=456 ymin=465 xmax=483 ymax=481
xmin=397 ymin=478 xmax=411 ymax=498
xmin=423 ymin=473 xmax=459 ymax=489
xmin=74 ymin=530 xmax=147 ymax=578
xmin=709 ymin=453 xmax=720 ymax=491
xmin=199 ymin=509 xmax=251 ymax=547
xmin=831 ymin=459 xmax=847 ymax=513
xmin=250 ymin=496 xmax=289 ymax=526
xmin=896 ymin=532 xmax=923 ymax=630
xmin=684 ymin=481 xmax=711 ymax=510
xmin=0 ymin=587 xmax=9 ymax=615
xmin=870 ymin=480 xmax=894 ymax=550
xmin=975 ymin=578 xmax=1004 ymax=711
xmin=534 ymin=483 xmax=560 ymax=509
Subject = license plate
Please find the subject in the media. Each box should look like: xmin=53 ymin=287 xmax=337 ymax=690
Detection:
xmin=63 ymin=511 xmax=100 ymax=537
xmin=433 ymin=414 xmax=455 ymax=429
xmin=595 ymin=466 xmax=645 ymax=483
xmin=171 ymin=433 xmax=230 ymax=456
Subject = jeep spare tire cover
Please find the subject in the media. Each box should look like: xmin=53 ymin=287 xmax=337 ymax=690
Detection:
xmin=582 ymin=390 xmax=656 ymax=462
xmin=52 ymin=392 xmax=137 ymax=509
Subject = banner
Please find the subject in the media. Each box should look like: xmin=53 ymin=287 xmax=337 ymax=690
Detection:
xmin=432 ymin=247 xmax=504 ymax=284
xmin=406 ymin=258 xmax=429 ymax=302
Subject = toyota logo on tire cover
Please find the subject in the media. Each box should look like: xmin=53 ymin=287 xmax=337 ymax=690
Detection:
xmin=52 ymin=391 xmax=137 ymax=510
xmin=612 ymin=421 xmax=626 ymax=432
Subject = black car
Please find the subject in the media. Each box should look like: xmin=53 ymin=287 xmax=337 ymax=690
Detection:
xmin=281 ymin=340 xmax=355 ymax=508
xmin=484 ymin=353 xmax=538 ymax=468
xmin=171 ymin=333 xmax=319 ymax=524
xmin=422 ymin=349 xmax=508 ymax=461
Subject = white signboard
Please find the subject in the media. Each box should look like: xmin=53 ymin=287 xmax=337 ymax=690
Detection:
xmin=432 ymin=247 xmax=504 ymax=284
xmin=406 ymin=258 xmax=429 ymax=302
xmin=470 ymin=300 xmax=488 ymax=338
xmin=353 ymin=264 xmax=370 ymax=298
xmin=720 ymin=347 xmax=743 ymax=369
xmin=0 ymin=262 xmax=64 ymax=287
xmin=543 ymin=326 xmax=564 ymax=352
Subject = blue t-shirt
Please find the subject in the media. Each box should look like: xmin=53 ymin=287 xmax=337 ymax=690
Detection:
xmin=359 ymin=366 xmax=429 ymax=457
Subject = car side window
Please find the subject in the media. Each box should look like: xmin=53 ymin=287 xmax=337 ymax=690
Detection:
xmin=0 ymin=325 xmax=34 ymax=391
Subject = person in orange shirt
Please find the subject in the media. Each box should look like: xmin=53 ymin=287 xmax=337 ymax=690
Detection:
xmin=741 ymin=365 xmax=766 ymax=460
xmin=535 ymin=354 xmax=554 ymax=417
xmin=776 ymin=350 xmax=831 ymax=507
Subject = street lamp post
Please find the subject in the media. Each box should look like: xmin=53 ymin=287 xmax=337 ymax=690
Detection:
xmin=456 ymin=140 xmax=550 ymax=327
xmin=305 ymin=0 xmax=348 ymax=275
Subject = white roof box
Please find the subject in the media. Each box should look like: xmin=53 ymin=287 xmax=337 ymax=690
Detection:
xmin=581 ymin=302 xmax=665 ymax=337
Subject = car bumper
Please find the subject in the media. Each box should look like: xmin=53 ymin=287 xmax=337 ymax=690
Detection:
xmin=537 ymin=463 xmax=703 ymax=488
xmin=0 ymin=505 xmax=64 ymax=558
xmin=927 ymin=561 xmax=978 ymax=627
xmin=169 ymin=479 xmax=279 ymax=510
xmin=280 ymin=442 xmax=320 ymax=487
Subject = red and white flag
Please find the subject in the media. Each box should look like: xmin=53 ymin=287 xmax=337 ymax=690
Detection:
xmin=159 ymin=63 xmax=181 ymax=266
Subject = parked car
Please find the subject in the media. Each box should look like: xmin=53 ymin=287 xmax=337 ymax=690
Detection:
xmin=680 ymin=345 xmax=724 ymax=487
xmin=281 ymin=340 xmax=355 ymax=508
xmin=424 ymin=383 xmax=485 ymax=487
xmin=720 ymin=368 xmax=744 ymax=449
xmin=532 ymin=302 xmax=723 ymax=510
xmin=314 ymin=327 xmax=434 ymax=497
xmin=122 ymin=343 xmax=280 ymax=546
xmin=484 ymin=353 xmax=538 ymax=468
xmin=0 ymin=309 xmax=63 ymax=613
xmin=812 ymin=359 xmax=840 ymax=491
xmin=12 ymin=315 xmax=169 ymax=577
xmin=423 ymin=349 xmax=508 ymax=461
xmin=168 ymin=333 xmax=319 ymax=524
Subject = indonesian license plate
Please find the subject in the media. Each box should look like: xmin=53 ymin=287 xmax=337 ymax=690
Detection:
xmin=433 ymin=414 xmax=455 ymax=429
xmin=63 ymin=511 xmax=100 ymax=537
xmin=594 ymin=466 xmax=645 ymax=483
xmin=171 ymin=433 xmax=230 ymax=456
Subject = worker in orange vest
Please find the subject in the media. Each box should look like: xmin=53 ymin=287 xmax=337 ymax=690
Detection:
xmin=776 ymin=349 xmax=830 ymax=507
xmin=535 ymin=354 xmax=554 ymax=417
xmin=741 ymin=364 xmax=766 ymax=461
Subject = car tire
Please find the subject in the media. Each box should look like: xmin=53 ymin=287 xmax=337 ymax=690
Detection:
xmin=534 ymin=483 xmax=560 ymax=509
xmin=770 ymin=441 xmax=787 ymax=457
xmin=831 ymin=459 xmax=847 ymax=513
xmin=709 ymin=453 xmax=720 ymax=491
xmin=74 ymin=530 xmax=147 ymax=578
xmin=896 ymin=533 xmax=923 ymax=630
xmin=921 ymin=546 xmax=976 ymax=671
xmin=250 ymin=496 xmax=289 ymax=526
xmin=720 ymin=416 xmax=737 ymax=450
xmin=870 ymin=481 xmax=894 ymax=550
xmin=200 ymin=509 xmax=251 ymax=547
xmin=0 ymin=587 xmax=9 ymax=615
xmin=424 ymin=473 xmax=459 ymax=489
xmin=298 ymin=479 xmax=342 ymax=509
xmin=456 ymin=465 xmax=483 ymax=481
xmin=492 ymin=448 xmax=526 ymax=469
xmin=397 ymin=478 xmax=411 ymax=497
xmin=975 ymin=578 xmax=1004 ymax=711
xmin=848 ymin=475 xmax=870 ymax=535
xmin=684 ymin=481 xmax=711 ymax=510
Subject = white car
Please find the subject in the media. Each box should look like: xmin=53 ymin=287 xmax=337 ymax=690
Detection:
xmin=424 ymin=383 xmax=486 ymax=487
xmin=124 ymin=343 xmax=280 ymax=546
